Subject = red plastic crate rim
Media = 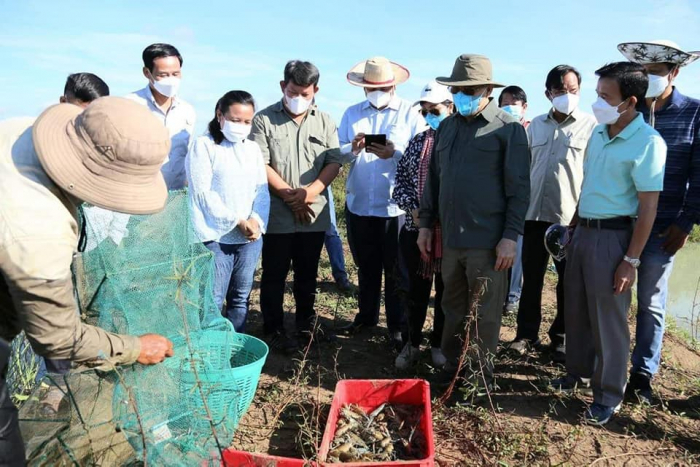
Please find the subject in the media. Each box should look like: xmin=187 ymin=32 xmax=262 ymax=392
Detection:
xmin=222 ymin=449 xmax=316 ymax=466
xmin=318 ymin=379 xmax=434 ymax=467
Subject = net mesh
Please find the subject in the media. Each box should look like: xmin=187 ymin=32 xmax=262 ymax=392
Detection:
xmin=18 ymin=191 xmax=268 ymax=466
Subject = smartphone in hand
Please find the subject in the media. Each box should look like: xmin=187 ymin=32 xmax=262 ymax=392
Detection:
xmin=364 ymin=134 xmax=387 ymax=147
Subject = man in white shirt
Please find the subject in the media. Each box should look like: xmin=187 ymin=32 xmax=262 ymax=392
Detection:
xmin=126 ymin=43 xmax=196 ymax=190
xmin=337 ymin=56 xmax=426 ymax=349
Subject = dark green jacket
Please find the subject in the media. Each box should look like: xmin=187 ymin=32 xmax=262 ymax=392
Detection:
xmin=419 ymin=98 xmax=530 ymax=249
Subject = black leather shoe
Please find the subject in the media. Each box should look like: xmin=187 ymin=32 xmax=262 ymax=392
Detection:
xmin=627 ymin=371 xmax=653 ymax=404
xmin=388 ymin=331 xmax=404 ymax=352
xmin=431 ymin=368 xmax=459 ymax=390
xmin=297 ymin=323 xmax=338 ymax=345
xmin=336 ymin=321 xmax=372 ymax=336
xmin=336 ymin=277 xmax=354 ymax=293
xmin=264 ymin=330 xmax=298 ymax=355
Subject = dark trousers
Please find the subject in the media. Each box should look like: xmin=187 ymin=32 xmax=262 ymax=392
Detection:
xmin=260 ymin=232 xmax=325 ymax=335
xmin=345 ymin=206 xmax=406 ymax=333
xmin=516 ymin=220 xmax=566 ymax=344
xmin=399 ymin=228 xmax=445 ymax=347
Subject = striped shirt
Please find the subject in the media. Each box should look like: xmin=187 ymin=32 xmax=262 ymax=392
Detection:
xmin=640 ymin=87 xmax=700 ymax=233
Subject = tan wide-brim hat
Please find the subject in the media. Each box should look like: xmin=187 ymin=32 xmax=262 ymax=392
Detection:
xmin=347 ymin=56 xmax=410 ymax=88
xmin=618 ymin=40 xmax=700 ymax=67
xmin=33 ymin=97 xmax=171 ymax=215
xmin=436 ymin=54 xmax=505 ymax=88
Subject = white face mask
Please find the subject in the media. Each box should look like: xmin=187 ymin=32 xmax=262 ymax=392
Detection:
xmin=551 ymin=93 xmax=579 ymax=115
xmin=150 ymin=76 xmax=181 ymax=98
xmin=366 ymin=90 xmax=392 ymax=109
xmin=591 ymin=97 xmax=629 ymax=125
xmin=220 ymin=120 xmax=251 ymax=143
xmin=646 ymin=74 xmax=670 ymax=99
xmin=284 ymin=94 xmax=312 ymax=115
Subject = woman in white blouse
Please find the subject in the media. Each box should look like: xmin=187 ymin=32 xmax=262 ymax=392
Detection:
xmin=186 ymin=91 xmax=269 ymax=332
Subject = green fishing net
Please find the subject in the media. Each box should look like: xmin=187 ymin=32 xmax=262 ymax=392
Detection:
xmin=18 ymin=191 xmax=268 ymax=466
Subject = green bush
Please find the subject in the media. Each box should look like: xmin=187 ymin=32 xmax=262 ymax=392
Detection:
xmin=690 ymin=225 xmax=700 ymax=243
xmin=331 ymin=167 xmax=348 ymax=229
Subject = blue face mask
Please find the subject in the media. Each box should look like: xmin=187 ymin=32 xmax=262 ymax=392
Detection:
xmin=501 ymin=104 xmax=523 ymax=119
xmin=454 ymin=91 xmax=483 ymax=116
xmin=424 ymin=112 xmax=447 ymax=130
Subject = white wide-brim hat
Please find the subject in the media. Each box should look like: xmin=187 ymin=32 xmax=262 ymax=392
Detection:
xmin=618 ymin=39 xmax=700 ymax=67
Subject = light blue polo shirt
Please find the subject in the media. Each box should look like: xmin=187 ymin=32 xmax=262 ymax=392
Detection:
xmin=579 ymin=114 xmax=667 ymax=220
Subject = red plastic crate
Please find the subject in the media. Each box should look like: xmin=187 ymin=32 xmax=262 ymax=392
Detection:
xmin=222 ymin=449 xmax=315 ymax=467
xmin=318 ymin=379 xmax=434 ymax=467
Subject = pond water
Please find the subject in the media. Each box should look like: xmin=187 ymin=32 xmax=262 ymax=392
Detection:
xmin=666 ymin=242 xmax=700 ymax=337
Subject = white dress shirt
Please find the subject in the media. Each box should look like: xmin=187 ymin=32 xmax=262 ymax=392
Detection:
xmin=186 ymin=133 xmax=269 ymax=244
xmin=339 ymin=95 xmax=427 ymax=217
xmin=126 ymin=86 xmax=196 ymax=190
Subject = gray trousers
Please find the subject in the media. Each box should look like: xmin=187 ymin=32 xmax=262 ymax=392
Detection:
xmin=565 ymin=226 xmax=632 ymax=407
xmin=0 ymin=339 xmax=26 ymax=466
xmin=441 ymin=247 xmax=507 ymax=385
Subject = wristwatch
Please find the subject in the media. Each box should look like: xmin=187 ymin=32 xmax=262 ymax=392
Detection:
xmin=624 ymin=255 xmax=641 ymax=268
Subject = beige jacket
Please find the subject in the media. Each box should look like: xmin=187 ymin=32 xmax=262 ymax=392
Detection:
xmin=525 ymin=108 xmax=598 ymax=225
xmin=0 ymin=118 xmax=140 ymax=367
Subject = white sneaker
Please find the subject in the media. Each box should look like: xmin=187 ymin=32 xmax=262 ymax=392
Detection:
xmin=431 ymin=347 xmax=447 ymax=367
xmin=395 ymin=344 xmax=420 ymax=369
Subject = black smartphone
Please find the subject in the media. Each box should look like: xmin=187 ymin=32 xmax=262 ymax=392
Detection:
xmin=364 ymin=134 xmax=387 ymax=147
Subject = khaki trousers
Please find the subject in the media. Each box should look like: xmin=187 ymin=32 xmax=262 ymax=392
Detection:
xmin=440 ymin=247 xmax=507 ymax=385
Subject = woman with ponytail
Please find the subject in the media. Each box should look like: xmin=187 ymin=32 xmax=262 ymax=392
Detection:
xmin=186 ymin=90 xmax=269 ymax=331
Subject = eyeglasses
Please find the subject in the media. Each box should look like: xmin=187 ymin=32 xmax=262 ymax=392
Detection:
xmin=420 ymin=108 xmax=443 ymax=117
xmin=548 ymin=89 xmax=579 ymax=98
xmin=449 ymin=86 xmax=485 ymax=96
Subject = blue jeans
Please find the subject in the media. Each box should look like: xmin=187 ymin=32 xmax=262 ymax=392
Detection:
xmin=508 ymin=235 xmax=523 ymax=303
xmin=325 ymin=189 xmax=348 ymax=282
xmin=205 ymin=239 xmax=263 ymax=332
xmin=632 ymin=232 xmax=675 ymax=377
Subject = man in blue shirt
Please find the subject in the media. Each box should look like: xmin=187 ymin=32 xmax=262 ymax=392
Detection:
xmin=618 ymin=40 xmax=700 ymax=403
xmin=551 ymin=62 xmax=667 ymax=426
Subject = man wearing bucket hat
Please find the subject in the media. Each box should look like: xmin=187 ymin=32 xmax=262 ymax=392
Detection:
xmin=418 ymin=54 xmax=530 ymax=397
xmin=618 ymin=39 xmax=700 ymax=403
xmin=337 ymin=57 xmax=426 ymax=349
xmin=0 ymin=98 xmax=176 ymax=464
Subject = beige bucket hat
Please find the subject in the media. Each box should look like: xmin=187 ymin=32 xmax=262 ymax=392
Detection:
xmin=33 ymin=97 xmax=171 ymax=215
xmin=618 ymin=40 xmax=700 ymax=66
xmin=346 ymin=56 xmax=410 ymax=88
xmin=436 ymin=54 xmax=505 ymax=88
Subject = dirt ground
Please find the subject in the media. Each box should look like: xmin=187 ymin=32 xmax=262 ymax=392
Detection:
xmin=230 ymin=246 xmax=700 ymax=467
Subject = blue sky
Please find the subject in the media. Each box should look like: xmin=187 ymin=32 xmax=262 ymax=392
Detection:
xmin=1 ymin=0 xmax=699 ymax=134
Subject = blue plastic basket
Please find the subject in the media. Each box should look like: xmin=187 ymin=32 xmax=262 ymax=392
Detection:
xmin=180 ymin=332 xmax=268 ymax=428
